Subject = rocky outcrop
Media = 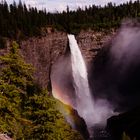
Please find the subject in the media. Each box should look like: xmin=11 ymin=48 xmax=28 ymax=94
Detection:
xmin=56 ymin=100 xmax=89 ymax=139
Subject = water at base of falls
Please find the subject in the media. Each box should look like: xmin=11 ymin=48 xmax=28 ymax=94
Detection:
xmin=68 ymin=34 xmax=95 ymax=128
xmin=68 ymin=34 xmax=115 ymax=139
xmin=89 ymin=126 xmax=113 ymax=140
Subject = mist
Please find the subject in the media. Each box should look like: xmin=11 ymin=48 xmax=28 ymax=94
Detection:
xmin=51 ymin=34 xmax=115 ymax=130
xmin=111 ymin=19 xmax=140 ymax=69
xmin=51 ymin=20 xmax=140 ymax=139
xmin=91 ymin=19 xmax=140 ymax=112
xmin=51 ymin=52 xmax=76 ymax=107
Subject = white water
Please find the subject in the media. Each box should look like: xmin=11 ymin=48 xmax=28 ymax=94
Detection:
xmin=68 ymin=34 xmax=95 ymax=127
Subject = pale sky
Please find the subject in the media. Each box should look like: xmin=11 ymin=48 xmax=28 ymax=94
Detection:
xmin=6 ymin=0 xmax=137 ymax=12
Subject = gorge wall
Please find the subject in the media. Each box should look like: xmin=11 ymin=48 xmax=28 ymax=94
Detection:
xmin=18 ymin=30 xmax=113 ymax=89
xmin=20 ymin=32 xmax=67 ymax=89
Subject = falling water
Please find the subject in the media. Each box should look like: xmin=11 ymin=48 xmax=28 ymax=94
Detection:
xmin=68 ymin=34 xmax=94 ymax=127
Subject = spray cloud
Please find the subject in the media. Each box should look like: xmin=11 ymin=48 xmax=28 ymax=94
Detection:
xmin=111 ymin=19 xmax=140 ymax=70
xmin=68 ymin=34 xmax=115 ymax=131
xmin=92 ymin=19 xmax=140 ymax=113
xmin=51 ymin=20 xmax=140 ymax=135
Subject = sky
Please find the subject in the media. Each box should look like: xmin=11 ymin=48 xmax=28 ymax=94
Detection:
xmin=6 ymin=0 xmax=136 ymax=12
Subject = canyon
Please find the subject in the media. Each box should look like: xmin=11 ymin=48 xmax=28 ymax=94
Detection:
xmin=0 ymin=30 xmax=114 ymax=139
xmin=1 ymin=27 xmax=140 ymax=140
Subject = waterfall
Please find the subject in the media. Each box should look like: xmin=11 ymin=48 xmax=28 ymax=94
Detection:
xmin=68 ymin=34 xmax=94 ymax=127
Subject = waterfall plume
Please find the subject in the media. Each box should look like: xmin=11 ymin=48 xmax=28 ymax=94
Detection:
xmin=51 ymin=33 xmax=115 ymax=138
xmin=68 ymin=34 xmax=94 ymax=127
xmin=68 ymin=34 xmax=115 ymax=128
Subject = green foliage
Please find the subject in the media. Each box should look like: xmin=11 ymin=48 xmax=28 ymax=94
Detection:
xmin=24 ymin=91 xmax=83 ymax=140
xmin=0 ymin=37 xmax=7 ymax=48
xmin=122 ymin=132 xmax=131 ymax=140
xmin=55 ymin=100 xmax=89 ymax=140
xmin=122 ymin=132 xmax=136 ymax=140
xmin=0 ymin=41 xmax=33 ymax=139
xmin=0 ymin=0 xmax=140 ymax=39
xmin=0 ymin=41 xmax=84 ymax=139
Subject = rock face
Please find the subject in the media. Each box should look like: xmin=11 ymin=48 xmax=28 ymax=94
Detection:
xmin=56 ymin=100 xmax=90 ymax=139
xmin=20 ymin=32 xmax=67 ymax=89
xmin=77 ymin=30 xmax=113 ymax=63
xmin=19 ymin=30 xmax=113 ymax=89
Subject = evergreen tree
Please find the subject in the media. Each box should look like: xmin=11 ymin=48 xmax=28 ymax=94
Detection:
xmin=0 ymin=41 xmax=84 ymax=140
xmin=0 ymin=41 xmax=33 ymax=139
xmin=1 ymin=0 xmax=140 ymax=39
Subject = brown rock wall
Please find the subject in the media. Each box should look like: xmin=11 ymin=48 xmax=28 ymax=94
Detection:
xmin=0 ymin=31 xmax=114 ymax=89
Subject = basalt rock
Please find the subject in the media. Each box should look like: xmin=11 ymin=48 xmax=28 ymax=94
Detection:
xmin=20 ymin=32 xmax=68 ymax=89
xmin=20 ymin=30 xmax=113 ymax=89
xmin=56 ymin=100 xmax=90 ymax=140
xmin=0 ymin=31 xmax=113 ymax=89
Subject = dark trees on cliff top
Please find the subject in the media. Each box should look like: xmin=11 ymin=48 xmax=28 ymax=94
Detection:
xmin=0 ymin=0 xmax=140 ymax=39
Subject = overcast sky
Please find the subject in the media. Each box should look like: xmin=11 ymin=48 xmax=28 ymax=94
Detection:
xmin=6 ymin=0 xmax=136 ymax=12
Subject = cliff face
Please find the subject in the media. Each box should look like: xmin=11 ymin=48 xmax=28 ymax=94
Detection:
xmin=21 ymin=31 xmax=113 ymax=89
xmin=20 ymin=32 xmax=67 ymax=89
xmin=1 ymin=31 xmax=113 ymax=89
xmin=77 ymin=30 xmax=113 ymax=63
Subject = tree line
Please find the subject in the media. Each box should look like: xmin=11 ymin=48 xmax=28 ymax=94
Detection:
xmin=0 ymin=0 xmax=140 ymax=39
